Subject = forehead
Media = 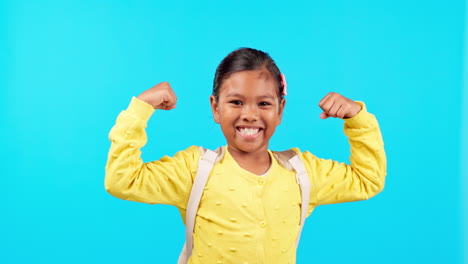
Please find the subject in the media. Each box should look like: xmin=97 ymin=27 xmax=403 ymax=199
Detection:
xmin=220 ymin=70 xmax=278 ymax=97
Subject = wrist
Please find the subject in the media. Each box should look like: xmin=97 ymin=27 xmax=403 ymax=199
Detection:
xmin=136 ymin=94 xmax=156 ymax=109
xmin=127 ymin=97 xmax=156 ymax=121
xmin=352 ymin=102 xmax=363 ymax=116
xmin=343 ymin=102 xmax=362 ymax=119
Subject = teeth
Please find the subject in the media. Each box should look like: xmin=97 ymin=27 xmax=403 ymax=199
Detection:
xmin=239 ymin=128 xmax=260 ymax=135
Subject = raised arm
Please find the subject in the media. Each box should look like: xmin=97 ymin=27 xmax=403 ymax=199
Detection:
xmin=105 ymin=82 xmax=199 ymax=208
xmin=298 ymin=92 xmax=386 ymax=208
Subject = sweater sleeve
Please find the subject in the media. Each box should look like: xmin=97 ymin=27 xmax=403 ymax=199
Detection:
xmin=296 ymin=102 xmax=387 ymax=209
xmin=104 ymin=97 xmax=200 ymax=209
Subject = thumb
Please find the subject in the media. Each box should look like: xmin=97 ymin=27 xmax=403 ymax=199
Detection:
xmin=320 ymin=112 xmax=329 ymax=119
xmin=160 ymin=103 xmax=177 ymax=110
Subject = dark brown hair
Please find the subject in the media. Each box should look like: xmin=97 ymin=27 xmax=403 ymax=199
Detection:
xmin=212 ymin=48 xmax=284 ymax=101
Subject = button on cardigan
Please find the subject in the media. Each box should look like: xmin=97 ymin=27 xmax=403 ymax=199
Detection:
xmin=105 ymin=97 xmax=386 ymax=264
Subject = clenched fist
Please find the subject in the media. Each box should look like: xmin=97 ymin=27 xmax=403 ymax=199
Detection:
xmin=137 ymin=82 xmax=178 ymax=110
xmin=318 ymin=92 xmax=362 ymax=119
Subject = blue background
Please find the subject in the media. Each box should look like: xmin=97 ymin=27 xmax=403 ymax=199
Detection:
xmin=2 ymin=0 xmax=467 ymax=263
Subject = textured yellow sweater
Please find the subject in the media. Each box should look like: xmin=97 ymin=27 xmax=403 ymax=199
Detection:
xmin=105 ymin=97 xmax=386 ymax=264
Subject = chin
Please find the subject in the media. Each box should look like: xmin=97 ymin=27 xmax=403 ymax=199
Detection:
xmin=230 ymin=143 xmax=267 ymax=154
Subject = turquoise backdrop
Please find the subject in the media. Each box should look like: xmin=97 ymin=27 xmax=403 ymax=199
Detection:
xmin=2 ymin=0 xmax=466 ymax=263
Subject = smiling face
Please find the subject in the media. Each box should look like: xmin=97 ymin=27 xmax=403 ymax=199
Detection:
xmin=210 ymin=69 xmax=285 ymax=156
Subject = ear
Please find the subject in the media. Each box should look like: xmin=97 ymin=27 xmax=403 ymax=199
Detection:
xmin=277 ymin=98 xmax=286 ymax=125
xmin=210 ymin=95 xmax=220 ymax=124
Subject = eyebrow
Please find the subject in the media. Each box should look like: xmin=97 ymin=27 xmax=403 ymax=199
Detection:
xmin=258 ymin=95 xmax=275 ymax=100
xmin=225 ymin=93 xmax=275 ymax=100
xmin=225 ymin=93 xmax=245 ymax=98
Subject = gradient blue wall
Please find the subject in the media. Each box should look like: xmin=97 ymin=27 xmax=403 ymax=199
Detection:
xmin=2 ymin=1 xmax=466 ymax=263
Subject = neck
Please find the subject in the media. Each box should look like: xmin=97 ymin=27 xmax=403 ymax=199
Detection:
xmin=227 ymin=145 xmax=271 ymax=175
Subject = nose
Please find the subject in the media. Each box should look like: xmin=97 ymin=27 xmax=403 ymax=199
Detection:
xmin=241 ymin=105 xmax=258 ymax=122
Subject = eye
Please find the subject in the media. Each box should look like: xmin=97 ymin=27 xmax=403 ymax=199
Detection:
xmin=229 ymin=100 xmax=243 ymax=106
xmin=258 ymin=101 xmax=272 ymax=107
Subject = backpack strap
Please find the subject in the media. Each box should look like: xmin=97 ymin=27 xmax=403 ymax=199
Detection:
xmin=274 ymin=150 xmax=311 ymax=246
xmin=177 ymin=147 xmax=222 ymax=264
xmin=178 ymin=148 xmax=310 ymax=263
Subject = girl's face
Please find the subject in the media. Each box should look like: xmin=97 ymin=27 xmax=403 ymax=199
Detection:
xmin=210 ymin=69 xmax=285 ymax=156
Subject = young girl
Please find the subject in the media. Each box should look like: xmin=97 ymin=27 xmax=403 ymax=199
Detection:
xmin=105 ymin=48 xmax=386 ymax=264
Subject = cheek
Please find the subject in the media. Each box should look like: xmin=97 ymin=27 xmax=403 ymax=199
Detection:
xmin=217 ymin=108 xmax=236 ymax=127
xmin=265 ymin=111 xmax=282 ymax=123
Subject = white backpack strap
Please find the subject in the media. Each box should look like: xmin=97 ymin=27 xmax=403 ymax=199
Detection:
xmin=177 ymin=147 xmax=220 ymax=264
xmin=177 ymin=244 xmax=189 ymax=264
xmin=287 ymin=155 xmax=311 ymax=247
xmin=274 ymin=150 xmax=311 ymax=247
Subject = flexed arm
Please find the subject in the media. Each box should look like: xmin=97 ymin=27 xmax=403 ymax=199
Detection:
xmin=105 ymin=82 xmax=198 ymax=208
xmin=299 ymin=92 xmax=386 ymax=208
